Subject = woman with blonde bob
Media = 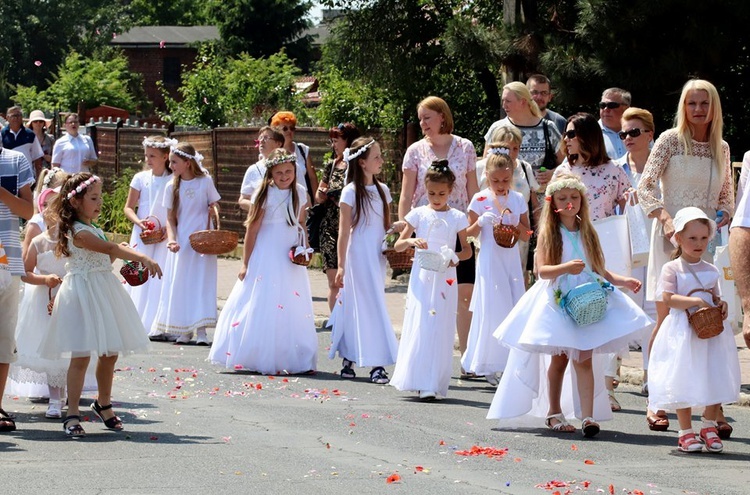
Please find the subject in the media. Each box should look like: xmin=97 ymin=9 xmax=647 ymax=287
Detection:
xmin=637 ymin=79 xmax=734 ymax=435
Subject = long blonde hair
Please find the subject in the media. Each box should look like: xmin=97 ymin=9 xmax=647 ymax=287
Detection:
xmin=169 ymin=143 xmax=207 ymax=227
xmin=244 ymin=149 xmax=299 ymax=228
xmin=675 ymin=79 xmax=724 ymax=170
xmin=537 ymin=174 xmax=606 ymax=276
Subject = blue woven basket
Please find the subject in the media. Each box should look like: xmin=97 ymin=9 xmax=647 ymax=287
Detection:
xmin=559 ymin=275 xmax=612 ymax=326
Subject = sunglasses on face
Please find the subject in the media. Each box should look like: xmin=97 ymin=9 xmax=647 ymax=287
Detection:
xmin=563 ymin=130 xmax=577 ymax=139
xmin=282 ymin=126 xmax=296 ymax=132
xmin=599 ymin=101 xmax=623 ymax=110
xmin=618 ymin=128 xmax=647 ymax=140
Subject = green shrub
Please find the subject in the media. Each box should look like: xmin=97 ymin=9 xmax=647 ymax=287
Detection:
xmin=99 ymin=168 xmax=136 ymax=235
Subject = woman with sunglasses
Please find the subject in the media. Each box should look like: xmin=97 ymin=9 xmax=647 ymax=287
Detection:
xmin=51 ymin=113 xmax=97 ymax=175
xmin=317 ymin=123 xmax=360 ymax=312
xmin=27 ymin=110 xmax=54 ymax=173
xmin=270 ymin=111 xmax=318 ymax=199
xmin=637 ymin=79 xmax=734 ymax=438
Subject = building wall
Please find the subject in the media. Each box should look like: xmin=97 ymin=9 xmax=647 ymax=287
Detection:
xmin=123 ymin=47 xmax=199 ymax=111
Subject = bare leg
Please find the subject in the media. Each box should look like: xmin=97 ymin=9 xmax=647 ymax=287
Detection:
xmin=95 ymin=354 xmax=119 ymax=421
xmin=676 ymin=407 xmax=693 ymax=431
xmin=0 ymin=362 xmax=8 ymax=411
xmin=67 ymin=356 xmax=91 ymax=418
xmin=572 ymin=356 xmax=595 ymax=420
xmin=456 ymin=284 xmax=473 ymax=356
xmin=325 ymin=268 xmax=339 ymax=312
xmin=730 ymin=228 xmax=750 ymax=348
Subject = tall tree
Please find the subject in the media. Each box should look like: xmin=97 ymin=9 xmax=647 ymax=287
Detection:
xmin=126 ymin=0 xmax=211 ymax=26
xmin=207 ymin=0 xmax=313 ymax=70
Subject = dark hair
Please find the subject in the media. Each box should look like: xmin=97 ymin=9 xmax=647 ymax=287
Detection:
xmin=53 ymin=173 xmax=97 ymax=257
xmin=245 ymin=149 xmax=299 ymax=227
xmin=259 ymin=125 xmax=285 ymax=146
xmin=526 ymin=74 xmax=552 ymax=86
xmin=566 ymin=113 xmax=610 ymax=166
xmin=424 ymin=159 xmax=456 ymax=188
xmin=329 ymin=122 xmax=360 ymax=146
xmin=346 ymin=136 xmax=389 ymax=230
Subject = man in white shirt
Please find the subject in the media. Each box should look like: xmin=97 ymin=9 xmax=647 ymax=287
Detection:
xmin=1 ymin=107 xmax=43 ymax=178
xmin=598 ymin=88 xmax=631 ymax=160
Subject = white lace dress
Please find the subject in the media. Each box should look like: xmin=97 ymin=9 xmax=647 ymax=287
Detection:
xmin=38 ymin=223 xmax=150 ymax=358
xmin=637 ymin=129 xmax=734 ymax=301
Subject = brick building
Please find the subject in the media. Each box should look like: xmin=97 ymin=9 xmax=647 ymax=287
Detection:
xmin=111 ymin=26 xmax=220 ymax=111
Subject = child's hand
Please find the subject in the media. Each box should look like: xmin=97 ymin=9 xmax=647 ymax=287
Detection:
xmin=45 ymin=274 xmax=63 ymax=288
xmin=335 ymin=268 xmax=345 ymax=288
xmin=167 ymin=241 xmax=180 ymax=253
xmin=143 ymin=258 xmax=163 ymax=279
xmin=137 ymin=219 xmax=150 ymax=230
xmin=694 ymin=297 xmax=712 ymax=309
xmin=238 ymin=266 xmax=247 ymax=281
xmin=566 ymin=259 xmax=586 ymax=275
xmin=412 ymin=237 xmax=428 ymax=249
xmin=391 ymin=220 xmax=407 ymax=233
xmin=622 ymin=277 xmax=643 ymax=293
xmin=477 ymin=212 xmax=496 ymax=228
xmin=720 ymin=300 xmax=729 ymax=320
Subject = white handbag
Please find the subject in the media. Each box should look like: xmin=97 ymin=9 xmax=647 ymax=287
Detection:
xmin=414 ymin=218 xmax=455 ymax=273
xmin=625 ymin=196 xmax=650 ymax=268
xmin=592 ymin=214 xmax=631 ymax=277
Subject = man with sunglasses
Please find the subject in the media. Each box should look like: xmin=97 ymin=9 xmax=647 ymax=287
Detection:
xmin=598 ymin=88 xmax=631 ymax=160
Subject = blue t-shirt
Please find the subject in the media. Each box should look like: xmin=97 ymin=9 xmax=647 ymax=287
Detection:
xmin=0 ymin=147 xmax=35 ymax=275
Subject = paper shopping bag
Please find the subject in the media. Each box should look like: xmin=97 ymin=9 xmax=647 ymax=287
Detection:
xmin=625 ymin=197 xmax=650 ymax=268
xmin=593 ymin=214 xmax=631 ymax=277
xmin=714 ymin=244 xmax=743 ymax=334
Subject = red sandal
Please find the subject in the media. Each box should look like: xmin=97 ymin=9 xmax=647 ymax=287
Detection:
xmin=699 ymin=426 xmax=724 ymax=453
xmin=677 ymin=432 xmax=702 ymax=453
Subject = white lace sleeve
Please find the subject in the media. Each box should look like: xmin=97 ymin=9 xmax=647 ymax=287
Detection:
xmin=718 ymin=142 xmax=734 ymax=215
xmin=638 ymin=131 xmax=677 ymax=214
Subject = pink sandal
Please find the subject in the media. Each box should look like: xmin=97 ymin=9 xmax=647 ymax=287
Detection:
xmin=677 ymin=432 xmax=702 ymax=453
xmin=699 ymin=426 xmax=724 ymax=453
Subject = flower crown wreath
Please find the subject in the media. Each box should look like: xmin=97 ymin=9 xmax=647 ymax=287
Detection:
xmin=66 ymin=175 xmax=101 ymax=200
xmin=544 ymin=177 xmax=587 ymax=201
xmin=143 ymin=137 xmax=178 ymax=149
xmin=266 ymin=153 xmax=297 ymax=167
xmin=171 ymin=146 xmax=204 ymax=166
xmin=487 ymin=147 xmax=511 ymax=156
xmin=342 ymin=139 xmax=376 ymax=163
xmin=42 ymin=167 xmax=63 ymax=189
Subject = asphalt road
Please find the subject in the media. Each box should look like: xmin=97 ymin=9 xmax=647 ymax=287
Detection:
xmin=3 ymin=331 xmax=750 ymax=495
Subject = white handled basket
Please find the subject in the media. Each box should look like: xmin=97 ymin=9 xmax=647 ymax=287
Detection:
xmin=414 ymin=218 xmax=450 ymax=273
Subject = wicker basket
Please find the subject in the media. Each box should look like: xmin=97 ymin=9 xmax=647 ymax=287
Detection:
xmin=559 ymin=274 xmax=611 ymax=326
xmin=139 ymin=215 xmax=166 ymax=245
xmin=383 ymin=247 xmax=414 ymax=270
xmin=120 ymin=261 xmax=150 ymax=287
xmin=189 ymin=206 xmax=238 ymax=255
xmin=686 ymin=289 xmax=724 ymax=339
xmin=289 ymin=247 xmax=312 ymax=267
xmin=493 ymin=208 xmax=520 ymax=248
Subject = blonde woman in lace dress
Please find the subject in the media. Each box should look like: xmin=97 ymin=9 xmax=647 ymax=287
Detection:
xmin=637 ymin=79 xmax=734 ymax=435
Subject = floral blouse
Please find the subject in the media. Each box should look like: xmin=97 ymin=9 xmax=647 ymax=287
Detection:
xmin=402 ymin=136 xmax=476 ymax=212
xmin=552 ymin=161 xmax=630 ymax=221
xmin=637 ymin=128 xmax=734 ymax=216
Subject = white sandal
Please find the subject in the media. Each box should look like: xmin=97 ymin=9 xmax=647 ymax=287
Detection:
xmin=582 ymin=417 xmax=600 ymax=437
xmin=545 ymin=413 xmax=574 ymax=432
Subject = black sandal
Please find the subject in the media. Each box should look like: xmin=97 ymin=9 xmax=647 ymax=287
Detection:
xmin=63 ymin=415 xmax=86 ymax=437
xmin=369 ymin=366 xmax=389 ymax=384
xmin=91 ymin=400 xmax=124 ymax=431
xmin=0 ymin=408 xmax=16 ymax=432
xmin=340 ymin=359 xmax=356 ymax=379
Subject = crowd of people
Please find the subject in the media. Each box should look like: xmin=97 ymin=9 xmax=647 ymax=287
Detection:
xmin=1 ymin=77 xmax=749 ymax=454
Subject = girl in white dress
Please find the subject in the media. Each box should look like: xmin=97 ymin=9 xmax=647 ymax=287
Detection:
xmin=487 ymin=174 xmax=650 ymax=437
xmin=21 ymin=167 xmax=67 ymax=258
xmin=462 ymin=147 xmax=530 ymax=385
xmin=390 ymin=161 xmax=470 ymax=400
xmin=39 ymin=173 xmax=161 ymax=437
xmin=328 ymin=137 xmax=405 ymax=384
xmin=209 ymin=150 xmax=318 ymax=374
xmin=648 ymin=207 xmax=740 ymax=453
xmin=124 ymin=136 xmax=174 ymax=340
xmin=152 ymin=143 xmax=221 ymax=344
xmin=11 ymin=188 xmax=67 ymax=418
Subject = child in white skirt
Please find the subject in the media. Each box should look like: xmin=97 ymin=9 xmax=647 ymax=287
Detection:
xmin=39 ymin=173 xmax=161 ymax=437
xmin=390 ymin=160 xmax=470 ymax=399
xmin=328 ymin=137 xmax=405 ymax=384
xmin=209 ymin=149 xmax=318 ymax=374
xmin=648 ymin=207 xmax=740 ymax=453
xmin=461 ymin=145 xmax=530 ymax=386
xmin=124 ymin=136 xmax=173 ymax=340
xmin=488 ymin=174 xmax=651 ymax=437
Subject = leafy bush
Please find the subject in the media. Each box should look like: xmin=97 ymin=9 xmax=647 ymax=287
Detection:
xmin=99 ymin=168 xmax=137 ymax=235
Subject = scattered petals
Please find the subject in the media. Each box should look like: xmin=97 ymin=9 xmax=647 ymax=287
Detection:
xmin=222 ymin=436 xmax=232 ymax=443
xmin=454 ymin=445 xmax=508 ymax=460
xmin=234 ymin=364 xmax=243 ymax=370
xmin=34 ymin=60 xmax=42 ymax=67
xmin=415 ymin=466 xmax=424 ymax=472
xmin=477 ymin=196 xmax=487 ymax=201
xmin=149 ymin=436 xmax=158 ymax=441
xmin=203 ymin=97 xmax=208 ymax=104
xmin=386 ymin=473 xmax=401 ymax=484
xmin=608 ymin=484 xmax=614 ymax=495
xmin=439 ymin=440 xmax=445 ymax=445
xmin=231 ymin=321 xmax=240 ymax=327
xmin=277 ymin=304 xmax=284 ymax=310
xmin=446 ymin=278 xmax=455 ymax=286
xmin=159 ymin=40 xmax=166 ymax=48
xmin=570 ymin=444 xmax=578 ymax=451
xmin=584 ymin=459 xmax=595 ymax=465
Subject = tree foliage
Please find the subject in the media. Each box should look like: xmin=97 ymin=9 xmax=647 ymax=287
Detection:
xmin=207 ymin=0 xmax=314 ymax=70
xmin=12 ymin=50 xmax=146 ymax=113
xmin=126 ymin=0 xmax=211 ymax=26
xmin=161 ymin=46 xmax=308 ymax=128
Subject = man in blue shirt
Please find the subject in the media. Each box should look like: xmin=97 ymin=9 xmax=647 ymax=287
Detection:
xmin=1 ymin=106 xmax=43 ymax=178
xmin=598 ymin=88 xmax=631 ymax=161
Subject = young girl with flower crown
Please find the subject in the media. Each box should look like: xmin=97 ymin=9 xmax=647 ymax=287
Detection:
xmin=38 ymin=173 xmax=161 ymax=437
xmin=152 ymin=143 xmax=221 ymax=345
xmin=461 ymin=145 xmax=530 ymax=386
xmin=21 ymin=167 xmax=67 ymax=258
xmin=124 ymin=136 xmax=174 ymax=340
xmin=648 ymin=207 xmax=740 ymax=453
xmin=389 ymin=160 xmax=470 ymax=400
xmin=209 ymin=149 xmax=318 ymax=374
xmin=487 ymin=174 xmax=651 ymax=437
xmin=328 ymin=137 xmax=405 ymax=384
